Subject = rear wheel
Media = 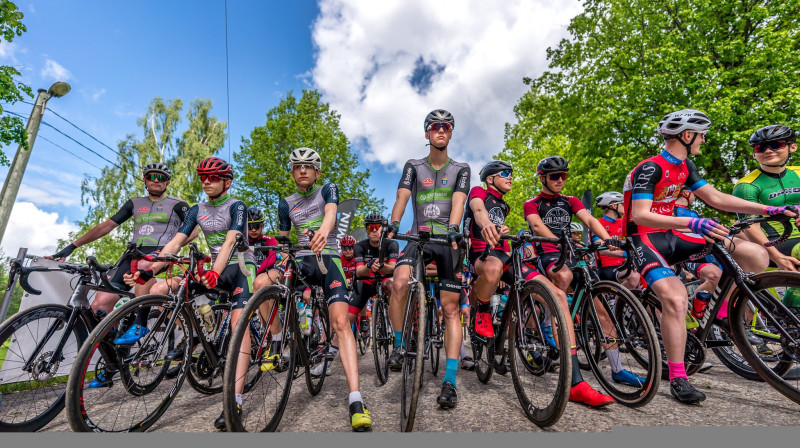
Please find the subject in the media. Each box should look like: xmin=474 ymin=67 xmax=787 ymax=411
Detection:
xmin=429 ymin=302 xmax=441 ymax=376
xmin=400 ymin=283 xmax=425 ymax=432
xmin=471 ymin=307 xmax=494 ymax=384
xmin=304 ymin=297 xmax=331 ymax=396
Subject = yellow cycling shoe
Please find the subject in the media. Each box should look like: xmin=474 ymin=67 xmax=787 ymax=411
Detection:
xmin=349 ymin=401 xmax=372 ymax=432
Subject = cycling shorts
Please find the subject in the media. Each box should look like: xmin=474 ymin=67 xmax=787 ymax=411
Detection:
xmin=597 ymin=266 xmax=626 ymax=282
xmin=190 ymin=263 xmax=255 ymax=310
xmin=107 ymin=245 xmax=161 ymax=290
xmin=297 ymin=255 xmax=351 ymax=307
xmin=468 ymin=249 xmax=542 ymax=283
xmin=397 ymin=242 xmax=462 ymax=293
xmin=683 ymin=254 xmax=722 ymax=279
xmin=630 ymin=230 xmax=706 ymax=286
xmin=536 ymin=250 xmax=577 ymax=276
xmin=352 ymin=278 xmax=391 ymax=315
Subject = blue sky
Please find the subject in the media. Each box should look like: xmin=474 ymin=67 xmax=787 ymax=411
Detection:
xmin=0 ymin=0 xmax=582 ymax=255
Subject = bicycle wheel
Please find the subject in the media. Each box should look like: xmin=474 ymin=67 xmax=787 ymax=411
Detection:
xmin=223 ymin=286 xmax=295 ymax=432
xmin=65 ymin=294 xmax=189 ymax=432
xmin=508 ymin=279 xmax=570 ymax=428
xmin=729 ymin=271 xmax=800 ymax=404
xmin=400 ymin=283 xmax=426 ymax=432
xmin=640 ymin=292 xmax=705 ymax=380
xmin=372 ymin=296 xmax=392 ymax=385
xmin=357 ymin=323 xmax=368 ymax=356
xmin=471 ymin=308 xmax=494 ymax=384
xmin=581 ymin=281 xmax=660 ymax=407
xmin=186 ymin=302 xmax=230 ymax=394
xmin=429 ymin=301 xmax=441 ymax=377
xmin=304 ymin=298 xmax=331 ymax=396
xmin=0 ymin=304 xmax=87 ymax=431
xmin=576 ymin=318 xmax=602 ymax=371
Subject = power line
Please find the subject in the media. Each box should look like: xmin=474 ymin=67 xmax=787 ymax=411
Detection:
xmin=37 ymin=134 xmax=105 ymax=171
xmin=224 ymin=0 xmax=232 ymax=163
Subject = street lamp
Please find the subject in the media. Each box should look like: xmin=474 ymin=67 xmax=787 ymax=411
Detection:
xmin=0 ymin=81 xmax=71 ymax=245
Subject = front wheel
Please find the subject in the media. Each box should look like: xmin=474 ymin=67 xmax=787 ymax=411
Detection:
xmin=400 ymin=283 xmax=425 ymax=432
xmin=0 ymin=304 xmax=86 ymax=432
xmin=372 ymin=296 xmax=392 ymax=385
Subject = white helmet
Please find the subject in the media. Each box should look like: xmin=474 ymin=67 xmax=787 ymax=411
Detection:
xmin=595 ymin=191 xmax=624 ymax=208
xmin=570 ymin=222 xmax=584 ymax=233
xmin=289 ymin=147 xmax=322 ymax=170
xmin=657 ymin=109 xmax=711 ymax=137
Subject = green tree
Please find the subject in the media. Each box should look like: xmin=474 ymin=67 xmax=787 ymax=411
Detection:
xmin=235 ymin=89 xmax=385 ymax=234
xmin=60 ymin=98 xmax=226 ymax=263
xmin=0 ymin=247 xmax=24 ymax=318
xmin=500 ymin=0 xmax=800 ymax=221
xmin=0 ymin=0 xmax=33 ymax=166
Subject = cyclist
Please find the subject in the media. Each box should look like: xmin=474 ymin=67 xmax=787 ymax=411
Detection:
xmin=49 ymin=163 xmax=190 ymax=318
xmin=524 ymin=156 xmax=633 ymax=407
xmin=591 ymin=192 xmax=642 ymax=290
xmin=733 ymin=124 xmax=800 ymax=307
xmin=125 ymin=156 xmax=256 ymax=430
xmin=278 ymin=147 xmax=371 ymax=431
xmin=386 ymin=109 xmax=470 ymax=409
xmin=353 ymin=213 xmax=398 ymax=336
xmin=340 ymin=235 xmax=358 ymax=287
xmin=623 ymin=109 xmax=794 ymax=404
xmin=569 ymin=222 xmax=586 ymax=247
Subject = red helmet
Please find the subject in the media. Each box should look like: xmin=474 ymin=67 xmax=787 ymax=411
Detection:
xmin=197 ymin=157 xmax=233 ymax=179
xmin=340 ymin=235 xmax=356 ymax=248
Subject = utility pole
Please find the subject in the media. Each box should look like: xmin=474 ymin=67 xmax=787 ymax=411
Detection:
xmin=0 ymin=81 xmax=71 ymax=245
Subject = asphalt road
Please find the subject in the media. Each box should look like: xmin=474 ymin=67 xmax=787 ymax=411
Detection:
xmin=29 ymin=343 xmax=800 ymax=432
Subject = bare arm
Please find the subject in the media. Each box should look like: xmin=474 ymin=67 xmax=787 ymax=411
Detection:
xmin=525 ymin=214 xmax=559 ymax=239
xmin=73 ymin=220 xmax=119 ymax=247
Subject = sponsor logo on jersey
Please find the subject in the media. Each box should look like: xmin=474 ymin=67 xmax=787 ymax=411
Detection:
xmin=423 ymin=203 xmax=441 ymax=219
xmin=155 ymin=206 xmax=163 ymax=212
xmin=139 ymin=224 xmax=155 ymax=235
xmin=678 ymin=172 xmax=687 ymax=180
xmin=403 ymin=167 xmax=413 ymax=186
xmin=541 ymin=207 xmax=571 ymax=229
xmin=768 ymin=187 xmax=800 ymax=200
xmin=441 ymin=178 xmax=448 ymax=186
xmin=329 ymin=280 xmax=342 ymax=288
xmin=487 ymin=206 xmax=505 ymax=225
xmin=138 ymin=207 xmax=150 ymax=213
xmin=233 ymin=287 xmax=244 ymax=295
xmin=423 ymin=178 xmax=434 ymax=186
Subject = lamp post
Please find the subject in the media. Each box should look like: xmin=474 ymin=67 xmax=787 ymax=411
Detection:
xmin=0 ymin=81 xmax=70 ymax=245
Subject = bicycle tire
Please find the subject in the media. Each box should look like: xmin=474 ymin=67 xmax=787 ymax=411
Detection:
xmin=186 ymin=303 xmax=231 ymax=394
xmin=223 ymin=286 xmax=295 ymax=432
xmin=304 ymin=297 xmax=331 ymax=396
xmin=729 ymin=271 xmax=800 ymax=405
xmin=0 ymin=304 xmax=87 ymax=432
xmin=429 ymin=300 xmax=441 ymax=377
xmin=400 ymin=283 xmax=426 ymax=432
xmin=357 ymin=323 xmax=368 ymax=356
xmin=508 ymin=279 xmax=571 ymax=428
xmin=710 ymin=323 xmax=792 ymax=381
xmin=372 ymin=296 xmax=391 ymax=385
xmin=581 ymin=281 xmax=660 ymax=407
xmin=65 ymin=294 xmax=190 ymax=432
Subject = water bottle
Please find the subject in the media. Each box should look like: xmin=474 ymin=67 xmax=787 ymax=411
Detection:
xmin=298 ymin=302 xmax=311 ymax=336
xmin=497 ymin=294 xmax=508 ymax=318
xmin=198 ymin=303 xmax=216 ymax=334
xmin=691 ymin=290 xmax=713 ymax=320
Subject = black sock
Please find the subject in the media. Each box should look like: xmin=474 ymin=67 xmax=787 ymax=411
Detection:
xmin=134 ymin=307 xmax=150 ymax=327
xmin=571 ymin=353 xmax=583 ymax=386
xmin=477 ymin=301 xmax=491 ymax=313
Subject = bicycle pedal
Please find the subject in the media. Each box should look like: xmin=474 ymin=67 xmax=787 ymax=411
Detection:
xmin=324 ymin=352 xmax=336 ymax=360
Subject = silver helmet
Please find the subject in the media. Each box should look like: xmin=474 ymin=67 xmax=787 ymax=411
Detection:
xmin=657 ymin=109 xmax=711 ymax=137
xmin=288 ymin=147 xmax=322 ymax=170
xmin=595 ymin=191 xmax=624 ymax=208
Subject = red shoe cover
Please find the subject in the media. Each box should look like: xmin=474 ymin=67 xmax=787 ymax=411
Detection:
xmin=569 ymin=381 xmax=614 ymax=408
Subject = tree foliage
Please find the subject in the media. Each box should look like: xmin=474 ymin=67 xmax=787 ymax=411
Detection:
xmin=500 ymin=0 xmax=800 ymax=221
xmin=62 ymin=98 xmax=226 ymax=263
xmin=0 ymin=0 xmax=33 ymax=166
xmin=235 ymin=89 xmax=385 ymax=234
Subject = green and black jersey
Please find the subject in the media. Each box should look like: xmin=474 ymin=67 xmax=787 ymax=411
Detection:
xmin=397 ymin=157 xmax=470 ymax=235
xmin=732 ymin=166 xmax=800 ymax=242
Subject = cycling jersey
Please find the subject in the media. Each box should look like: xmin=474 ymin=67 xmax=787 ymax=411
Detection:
xmin=623 ymin=149 xmax=707 ymax=236
xmin=341 ymin=255 xmax=357 ymax=281
xmin=110 ymin=196 xmax=189 ymax=247
xmin=463 ymin=186 xmax=510 ymax=253
xmin=523 ymin=192 xmax=585 ymax=253
xmin=591 ymin=215 xmax=625 ymax=268
xmin=397 ymin=157 xmax=470 ymax=235
xmin=353 ymin=239 xmax=400 ymax=285
xmin=278 ymin=183 xmax=340 ymax=256
xmin=177 ymin=194 xmax=255 ymax=266
xmin=732 ymin=167 xmax=800 ymax=243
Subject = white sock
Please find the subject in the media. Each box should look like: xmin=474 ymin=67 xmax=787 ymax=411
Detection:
xmin=235 ymin=393 xmax=243 ymax=405
xmin=272 ymin=332 xmax=282 ymax=342
xmin=460 ymin=344 xmax=468 ymax=359
xmin=606 ymin=348 xmax=623 ymax=373
xmin=330 ymin=345 xmax=339 ymax=356
xmin=348 ymin=391 xmax=363 ymax=405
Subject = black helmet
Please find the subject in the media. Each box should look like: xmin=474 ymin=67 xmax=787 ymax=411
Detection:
xmin=536 ymin=156 xmax=569 ymax=175
xmin=247 ymin=207 xmax=265 ymax=224
xmin=143 ymin=162 xmax=171 ymax=180
xmin=364 ymin=213 xmax=387 ymax=226
xmin=749 ymin=125 xmax=797 ymax=147
xmin=424 ymin=109 xmax=455 ymax=131
xmin=479 ymin=160 xmax=513 ymax=183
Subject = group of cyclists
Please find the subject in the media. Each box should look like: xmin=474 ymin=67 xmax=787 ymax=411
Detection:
xmin=43 ymin=107 xmax=800 ymax=431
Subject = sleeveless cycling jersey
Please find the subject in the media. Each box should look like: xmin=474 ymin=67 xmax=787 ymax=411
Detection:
xmin=397 ymin=157 xmax=470 ymax=235
xmin=463 ymin=186 xmax=510 ymax=252
xmin=623 ymin=149 xmax=707 ymax=236
xmin=354 ymin=239 xmax=400 ymax=285
xmin=732 ymin=167 xmax=800 ymax=241
xmin=523 ymin=192 xmax=585 ymax=253
xmin=591 ymin=215 xmax=625 ymax=268
xmin=110 ymin=196 xmax=189 ymax=247
xmin=177 ymin=194 xmax=254 ymax=265
xmin=278 ymin=183 xmax=339 ymax=256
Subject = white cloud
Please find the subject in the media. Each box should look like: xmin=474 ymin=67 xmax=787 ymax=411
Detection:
xmin=17 ymin=183 xmax=81 ymax=207
xmin=1 ymin=202 xmax=78 ymax=256
xmin=311 ymin=0 xmax=583 ymax=173
xmin=40 ymin=58 xmax=73 ymax=82
xmin=0 ymin=40 xmax=18 ymax=62
xmin=90 ymin=88 xmax=106 ymax=102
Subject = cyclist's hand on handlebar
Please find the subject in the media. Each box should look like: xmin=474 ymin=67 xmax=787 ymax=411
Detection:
xmin=764 ymin=205 xmax=798 ymax=218
xmin=604 ymin=238 xmax=623 ymax=252
xmin=688 ymin=218 xmax=728 ymax=242
xmin=774 ymin=253 xmax=800 ymax=272
xmin=306 ymin=229 xmax=328 ymax=254
xmin=387 ymin=221 xmax=400 ymax=239
xmin=447 ymin=225 xmax=463 ymax=250
xmin=47 ymin=243 xmax=77 ymax=261
xmin=201 ymin=270 xmax=220 ymax=289
xmin=480 ymin=224 xmax=501 ymax=248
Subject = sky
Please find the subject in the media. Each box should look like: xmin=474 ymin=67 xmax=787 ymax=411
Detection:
xmin=0 ymin=0 xmax=583 ymax=256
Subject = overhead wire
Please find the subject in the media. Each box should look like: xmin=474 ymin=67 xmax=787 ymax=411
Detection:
xmin=224 ymin=0 xmax=232 ymax=163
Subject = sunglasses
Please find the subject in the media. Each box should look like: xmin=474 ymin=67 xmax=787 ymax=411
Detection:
xmin=493 ymin=169 xmax=513 ymax=179
xmin=341 ymin=246 xmax=354 ymax=250
xmin=427 ymin=122 xmax=452 ymax=132
xmin=292 ymin=163 xmax=317 ymax=172
xmin=200 ymin=174 xmax=225 ymax=183
xmin=248 ymin=223 xmax=263 ymax=230
xmin=753 ymin=140 xmax=788 ymax=154
xmin=145 ymin=173 xmax=168 ymax=182
xmin=546 ymin=172 xmax=567 ymax=181
xmin=366 ymin=223 xmax=382 ymax=232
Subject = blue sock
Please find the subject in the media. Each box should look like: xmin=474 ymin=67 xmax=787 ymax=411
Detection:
xmin=394 ymin=330 xmax=403 ymax=347
xmin=443 ymin=358 xmax=458 ymax=387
